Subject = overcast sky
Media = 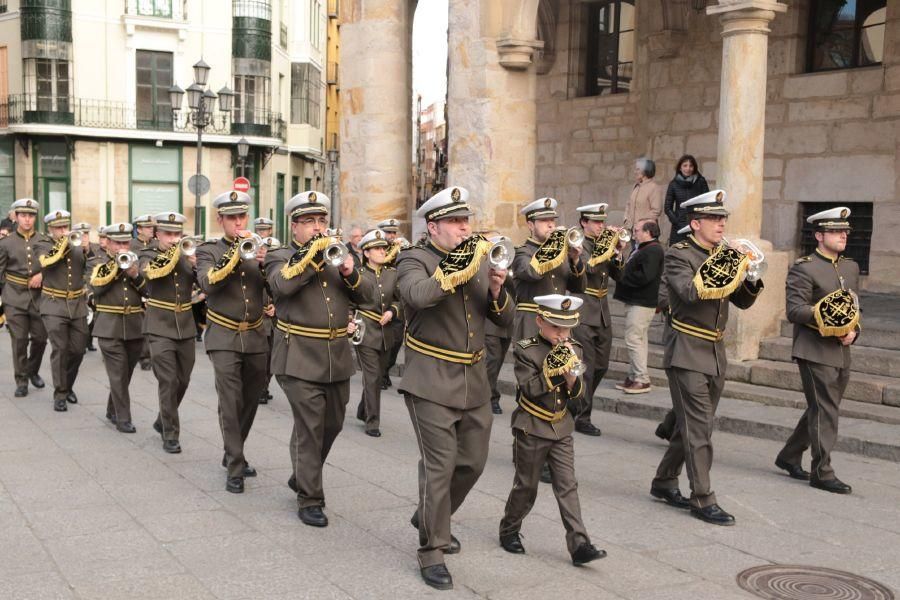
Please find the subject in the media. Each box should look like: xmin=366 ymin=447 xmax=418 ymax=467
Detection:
xmin=412 ymin=0 xmax=449 ymax=108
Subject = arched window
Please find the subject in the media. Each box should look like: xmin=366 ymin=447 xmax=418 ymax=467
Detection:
xmin=807 ymin=0 xmax=886 ymax=72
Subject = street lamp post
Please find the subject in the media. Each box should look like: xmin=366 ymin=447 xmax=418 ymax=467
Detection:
xmin=170 ymin=59 xmax=235 ymax=235
xmin=237 ymin=137 xmax=250 ymax=178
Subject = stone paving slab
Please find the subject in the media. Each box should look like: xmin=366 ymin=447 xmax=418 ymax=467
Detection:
xmin=1 ymin=329 xmax=899 ymax=598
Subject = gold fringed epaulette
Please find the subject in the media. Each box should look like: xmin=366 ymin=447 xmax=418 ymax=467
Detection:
xmin=587 ymin=228 xmax=619 ymax=267
xmin=794 ymin=255 xmax=812 ymax=265
xmin=383 ymin=241 xmax=401 ymax=265
xmin=39 ymin=235 xmax=69 ymax=268
xmin=517 ymin=336 xmax=539 ymax=349
xmin=813 ymin=288 xmax=860 ymax=337
xmin=280 ymin=235 xmax=331 ymax=280
xmin=542 ymin=343 xmax=578 ymax=387
xmin=143 ymin=245 xmax=181 ymax=280
xmin=692 ymin=245 xmax=750 ymax=300
xmin=90 ymin=260 xmax=119 ymax=287
xmin=433 ymin=235 xmax=492 ymax=292
xmin=207 ymin=239 xmax=242 ymax=285
xmin=529 ymin=229 xmax=567 ymax=275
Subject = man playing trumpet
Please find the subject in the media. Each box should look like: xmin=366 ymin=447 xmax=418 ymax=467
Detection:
xmin=139 ymin=212 xmax=197 ymax=454
xmin=36 ymin=210 xmax=89 ymax=412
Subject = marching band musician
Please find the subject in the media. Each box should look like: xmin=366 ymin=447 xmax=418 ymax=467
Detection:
xmin=353 ymin=228 xmax=401 ymax=437
xmin=132 ymin=214 xmax=156 ymax=371
xmin=139 ymin=212 xmax=197 ymax=454
xmin=650 ymin=190 xmax=764 ymax=526
xmin=36 ymin=210 xmax=89 ymax=412
xmin=90 ymin=223 xmax=148 ymax=433
xmin=378 ymin=218 xmax=404 ymax=390
xmin=265 ymin=191 xmax=374 ymax=527
xmin=396 ymin=186 xmax=514 ymax=590
xmin=253 ymin=216 xmax=276 ymax=405
xmin=775 ymin=207 xmax=860 ymax=495
xmin=0 ymin=198 xmax=49 ymax=397
xmin=196 ymin=191 xmax=269 ymax=494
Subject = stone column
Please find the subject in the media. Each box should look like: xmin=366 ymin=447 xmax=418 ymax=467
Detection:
xmin=708 ymin=0 xmax=788 ymax=360
xmin=445 ymin=0 xmax=541 ymax=238
xmin=339 ymin=0 xmax=413 ymax=230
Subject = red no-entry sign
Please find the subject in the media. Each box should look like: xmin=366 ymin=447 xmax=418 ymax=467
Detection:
xmin=233 ymin=177 xmax=251 ymax=193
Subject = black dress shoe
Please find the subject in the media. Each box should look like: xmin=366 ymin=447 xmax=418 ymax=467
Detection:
xmin=105 ymin=411 xmax=117 ymax=424
xmin=383 ymin=376 xmax=392 ymax=388
xmin=226 ymin=477 xmax=244 ymax=494
xmin=654 ymin=422 xmax=673 ymax=441
xmin=650 ymin=486 xmax=691 ymax=509
xmin=66 ymin=392 xmax=78 ymax=404
xmin=356 ymin=402 xmax=366 ymax=422
xmin=690 ymin=504 xmax=735 ymax=526
xmin=365 ymin=429 xmax=382 ymax=438
xmin=287 ymin=475 xmax=298 ymax=492
xmin=491 ymin=401 xmax=502 ymax=415
xmin=575 ymin=422 xmax=602 ymax=437
xmin=420 ymin=564 xmax=453 ymax=590
xmin=775 ymin=458 xmax=811 ymax=481
xmin=14 ymin=384 xmax=28 ymax=397
xmin=539 ymin=463 xmax=552 ymax=484
xmin=572 ymin=543 xmax=607 ymax=565
xmin=163 ymin=440 xmax=182 ymax=454
xmin=500 ymin=532 xmax=525 ymax=554
xmin=86 ymin=342 xmax=97 ymax=351
xmin=53 ymin=398 xmax=68 ymax=412
xmin=379 ymin=381 xmax=389 ymax=391
xmin=29 ymin=375 xmax=45 ymax=388
xmin=258 ymin=392 xmax=268 ymax=405
xmin=810 ymin=477 xmax=852 ymax=494
xmin=298 ymin=506 xmax=329 ymax=527
xmin=140 ymin=360 xmax=152 ymax=371
xmin=242 ymin=464 xmax=257 ymax=477
xmin=116 ymin=421 xmax=137 ymax=434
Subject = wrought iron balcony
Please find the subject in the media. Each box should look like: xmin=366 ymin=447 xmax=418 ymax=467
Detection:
xmin=0 ymin=94 xmax=285 ymax=141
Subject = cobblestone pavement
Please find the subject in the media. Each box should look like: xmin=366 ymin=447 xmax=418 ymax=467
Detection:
xmin=1 ymin=331 xmax=899 ymax=599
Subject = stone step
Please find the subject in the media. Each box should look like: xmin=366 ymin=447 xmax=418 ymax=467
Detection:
xmin=779 ymin=319 xmax=900 ymax=351
xmin=759 ymin=335 xmax=900 ymax=378
xmin=746 ymin=359 xmax=900 ymax=406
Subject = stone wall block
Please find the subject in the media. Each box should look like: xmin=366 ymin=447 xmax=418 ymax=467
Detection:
xmin=788 ymin=98 xmax=871 ymax=122
xmin=685 ymin=133 xmax=718 ymax=159
xmin=852 ymin=67 xmax=886 ymax=94
xmin=832 ymin=121 xmax=899 ymax=153
xmin=874 ymin=92 xmax=900 ymax=118
xmin=784 ymin=156 xmax=895 ymax=201
xmin=669 ymin=110 xmax=713 ymax=132
xmin=764 ymin=158 xmax=784 ymax=178
xmin=765 ymin=125 xmax=829 ymax=155
xmin=652 ymin=134 xmax=685 ymax=160
xmin=783 ymin=72 xmax=848 ymax=98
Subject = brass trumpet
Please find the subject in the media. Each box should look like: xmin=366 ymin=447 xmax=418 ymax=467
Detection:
xmin=558 ymin=226 xmax=585 ymax=249
xmin=179 ymin=236 xmax=199 ymax=256
xmin=349 ymin=311 xmax=366 ymax=346
xmin=261 ymin=236 xmax=281 ymax=250
xmin=239 ymin=234 xmax=262 ymax=260
xmin=723 ymin=237 xmax=767 ymax=282
xmin=68 ymin=231 xmax=84 ymax=247
xmin=324 ymin=228 xmax=349 ymax=267
xmin=396 ymin=237 xmax=411 ymax=250
xmin=116 ymin=251 xmax=138 ymax=270
xmin=615 ymin=227 xmax=631 ymax=244
xmin=488 ymin=236 xmax=515 ymax=270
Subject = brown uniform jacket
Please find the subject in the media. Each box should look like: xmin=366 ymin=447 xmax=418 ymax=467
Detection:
xmin=397 ymin=242 xmax=515 ymax=409
xmin=89 ymin=254 xmax=147 ymax=340
xmin=786 ymin=249 xmax=860 ymax=369
xmin=355 ymin=263 xmax=401 ymax=351
xmin=573 ymin=234 xmax=623 ymax=328
xmin=130 ymin=237 xmax=158 ymax=253
xmin=0 ymin=229 xmax=49 ymax=311
xmin=139 ymin=247 xmax=198 ymax=340
xmin=35 ymin=236 xmax=89 ymax=319
xmin=265 ymin=242 xmax=374 ymax=383
xmin=195 ymin=237 xmax=268 ymax=354
xmin=512 ymin=238 xmax=586 ymax=311
xmin=511 ymin=335 xmax=585 ymax=440
xmin=485 ymin=276 xmax=515 ymax=338
xmin=663 ymin=235 xmax=763 ymax=377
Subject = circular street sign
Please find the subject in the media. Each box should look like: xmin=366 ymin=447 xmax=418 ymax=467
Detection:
xmin=188 ymin=174 xmax=211 ymax=196
xmin=233 ymin=177 xmax=251 ymax=193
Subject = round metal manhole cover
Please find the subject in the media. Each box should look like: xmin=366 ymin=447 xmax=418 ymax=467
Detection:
xmin=737 ymin=565 xmax=895 ymax=600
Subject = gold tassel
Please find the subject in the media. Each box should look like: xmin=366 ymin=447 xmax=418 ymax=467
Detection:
xmin=280 ymin=235 xmax=331 ymax=280
xmin=39 ymin=235 xmax=69 ymax=268
xmin=383 ymin=241 xmax=401 ymax=265
xmin=692 ymin=247 xmax=750 ymax=300
xmin=587 ymin=229 xmax=618 ymax=267
xmin=813 ymin=290 xmax=860 ymax=337
xmin=529 ymin=230 xmax=567 ymax=275
xmin=143 ymin=245 xmax=181 ymax=280
xmin=542 ymin=344 xmax=578 ymax=388
xmin=90 ymin=260 xmax=119 ymax=287
xmin=207 ymin=241 xmax=242 ymax=285
xmin=433 ymin=237 xmax=492 ymax=292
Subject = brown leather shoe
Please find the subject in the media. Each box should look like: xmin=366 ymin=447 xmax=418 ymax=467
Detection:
xmin=624 ymin=381 xmax=651 ymax=394
xmin=614 ymin=377 xmax=633 ymax=391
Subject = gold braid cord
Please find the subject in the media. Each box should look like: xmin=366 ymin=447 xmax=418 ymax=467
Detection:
xmin=90 ymin=260 xmax=119 ymax=287
xmin=207 ymin=239 xmax=242 ymax=285
xmin=813 ymin=289 xmax=860 ymax=337
xmin=529 ymin=229 xmax=567 ymax=275
xmin=280 ymin=234 xmax=331 ymax=280
xmin=433 ymin=235 xmax=492 ymax=292
xmin=383 ymin=241 xmax=401 ymax=265
xmin=143 ymin=245 xmax=181 ymax=280
xmin=542 ymin=344 xmax=578 ymax=387
xmin=39 ymin=235 xmax=69 ymax=268
xmin=692 ymin=245 xmax=750 ymax=300
xmin=587 ymin=228 xmax=619 ymax=267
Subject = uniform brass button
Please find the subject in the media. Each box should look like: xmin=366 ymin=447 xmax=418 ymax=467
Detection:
xmin=245 ymin=299 xmax=249 ymax=303
xmin=469 ymin=332 xmax=474 ymax=338
xmin=467 ymin=313 xmax=471 ymax=319
xmin=242 ymin=285 xmax=246 ymax=290
xmin=328 ymin=313 xmax=333 ymax=318
xmin=322 ymin=282 xmax=328 ymax=287
xmin=464 ymin=295 xmax=469 ymax=300
xmin=550 ymin=274 xmax=555 ymax=279
xmin=326 ymin=297 xmax=330 ymax=302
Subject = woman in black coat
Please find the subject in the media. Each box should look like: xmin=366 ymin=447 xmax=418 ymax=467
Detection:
xmin=664 ymin=154 xmax=709 ymax=245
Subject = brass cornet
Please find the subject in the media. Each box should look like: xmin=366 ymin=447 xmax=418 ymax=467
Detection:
xmin=68 ymin=231 xmax=84 ymax=247
xmin=261 ymin=236 xmax=281 ymax=250
xmin=487 ymin=236 xmax=515 ymax=270
xmin=615 ymin=226 xmax=632 ymax=244
xmin=179 ymin=236 xmax=198 ymax=256
xmin=349 ymin=311 xmax=366 ymax=346
xmin=559 ymin=227 xmax=585 ymax=249
xmin=723 ymin=237 xmax=767 ymax=282
xmin=239 ymin=234 xmax=262 ymax=260
xmin=116 ymin=251 xmax=138 ymax=270
xmin=323 ymin=228 xmax=349 ymax=267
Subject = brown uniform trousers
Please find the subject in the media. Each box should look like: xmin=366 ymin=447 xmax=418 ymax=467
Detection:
xmin=36 ymin=236 xmax=90 ymax=403
xmin=500 ymin=336 xmax=590 ymax=555
xmin=397 ymin=242 xmax=515 ymax=568
xmin=139 ymin=248 xmax=198 ymax=442
xmin=131 ymin=238 xmax=156 ymax=366
xmin=651 ymin=235 xmax=763 ymax=508
xmin=511 ymin=238 xmax=586 ymax=341
xmin=485 ymin=277 xmax=514 ymax=409
xmin=90 ymin=254 xmax=148 ymax=426
xmin=776 ymin=250 xmax=860 ymax=481
xmin=196 ymin=238 xmax=269 ymax=479
xmin=265 ymin=242 xmax=374 ymax=508
xmin=0 ymin=229 xmax=49 ymax=386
